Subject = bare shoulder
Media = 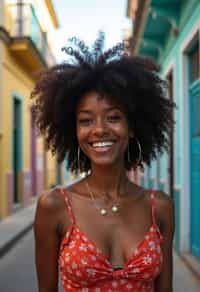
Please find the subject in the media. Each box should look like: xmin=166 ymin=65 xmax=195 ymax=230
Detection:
xmin=153 ymin=190 xmax=174 ymax=233
xmin=153 ymin=190 xmax=173 ymax=207
xmin=153 ymin=190 xmax=174 ymax=213
xmin=37 ymin=187 xmax=64 ymax=213
xmin=34 ymin=187 xmax=67 ymax=233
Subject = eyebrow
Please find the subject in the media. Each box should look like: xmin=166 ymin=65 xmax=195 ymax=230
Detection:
xmin=77 ymin=106 xmax=122 ymax=115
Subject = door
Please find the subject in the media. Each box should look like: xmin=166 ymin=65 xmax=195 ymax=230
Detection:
xmin=189 ymin=43 xmax=200 ymax=259
xmin=190 ymin=83 xmax=200 ymax=259
xmin=30 ymin=108 xmax=37 ymax=196
xmin=13 ymin=97 xmax=22 ymax=204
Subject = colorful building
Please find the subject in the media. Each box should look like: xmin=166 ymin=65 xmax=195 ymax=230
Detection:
xmin=127 ymin=0 xmax=200 ymax=273
xmin=0 ymin=0 xmax=62 ymax=219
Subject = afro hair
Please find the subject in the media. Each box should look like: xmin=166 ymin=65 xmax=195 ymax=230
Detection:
xmin=31 ymin=31 xmax=175 ymax=174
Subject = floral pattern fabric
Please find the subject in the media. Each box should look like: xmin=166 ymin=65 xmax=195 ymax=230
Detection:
xmin=58 ymin=188 xmax=163 ymax=291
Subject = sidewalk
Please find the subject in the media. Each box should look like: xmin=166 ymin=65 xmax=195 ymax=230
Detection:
xmin=0 ymin=200 xmax=37 ymax=257
xmin=173 ymin=252 xmax=200 ymax=292
xmin=0 ymin=181 xmax=75 ymax=258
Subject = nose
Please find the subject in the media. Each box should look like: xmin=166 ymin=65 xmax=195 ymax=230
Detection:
xmin=92 ymin=117 xmax=108 ymax=136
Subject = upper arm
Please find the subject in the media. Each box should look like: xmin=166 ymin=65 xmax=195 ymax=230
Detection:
xmin=34 ymin=191 xmax=61 ymax=292
xmin=154 ymin=192 xmax=175 ymax=292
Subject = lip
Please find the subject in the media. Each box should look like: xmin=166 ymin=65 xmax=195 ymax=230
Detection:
xmin=90 ymin=146 xmax=113 ymax=153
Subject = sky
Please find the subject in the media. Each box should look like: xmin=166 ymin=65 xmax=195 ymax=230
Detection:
xmin=51 ymin=0 xmax=131 ymax=62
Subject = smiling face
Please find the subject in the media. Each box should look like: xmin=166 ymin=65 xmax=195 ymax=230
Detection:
xmin=76 ymin=91 xmax=132 ymax=169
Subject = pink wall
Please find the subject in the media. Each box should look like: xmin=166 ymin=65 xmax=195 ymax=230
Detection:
xmin=6 ymin=170 xmax=32 ymax=215
xmin=22 ymin=171 xmax=31 ymax=207
xmin=37 ymin=170 xmax=44 ymax=196
xmin=6 ymin=172 xmax=14 ymax=215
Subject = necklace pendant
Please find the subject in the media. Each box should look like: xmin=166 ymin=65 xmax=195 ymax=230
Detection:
xmin=100 ymin=208 xmax=107 ymax=216
xmin=112 ymin=205 xmax=119 ymax=213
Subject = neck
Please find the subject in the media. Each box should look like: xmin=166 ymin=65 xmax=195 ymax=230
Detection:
xmin=86 ymin=163 xmax=129 ymax=199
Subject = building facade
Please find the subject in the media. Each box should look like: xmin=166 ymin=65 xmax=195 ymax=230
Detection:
xmin=127 ymin=0 xmax=200 ymax=272
xmin=0 ymin=0 xmax=62 ymax=219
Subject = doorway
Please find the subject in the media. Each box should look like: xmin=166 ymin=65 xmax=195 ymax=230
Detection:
xmin=13 ymin=97 xmax=22 ymax=204
xmin=189 ymin=43 xmax=200 ymax=259
xmin=30 ymin=108 xmax=37 ymax=196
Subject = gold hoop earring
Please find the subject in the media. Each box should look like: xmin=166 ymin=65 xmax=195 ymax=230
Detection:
xmin=127 ymin=142 xmax=131 ymax=163
xmin=77 ymin=146 xmax=81 ymax=171
xmin=135 ymin=138 xmax=142 ymax=165
xmin=127 ymin=138 xmax=142 ymax=166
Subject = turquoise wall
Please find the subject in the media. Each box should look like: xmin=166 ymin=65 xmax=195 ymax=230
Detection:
xmin=63 ymin=158 xmax=70 ymax=184
xmin=138 ymin=0 xmax=199 ymax=255
xmin=155 ymin=1 xmax=200 ymax=253
xmin=159 ymin=151 xmax=167 ymax=183
xmin=140 ymin=175 xmax=145 ymax=188
xmin=174 ymin=189 xmax=180 ymax=252
xmin=158 ymin=181 xmax=165 ymax=192
xmin=159 ymin=1 xmax=200 ymax=188
xmin=132 ymin=1 xmax=200 ymax=256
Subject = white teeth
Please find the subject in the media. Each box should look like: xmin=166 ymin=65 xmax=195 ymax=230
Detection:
xmin=92 ymin=141 xmax=114 ymax=147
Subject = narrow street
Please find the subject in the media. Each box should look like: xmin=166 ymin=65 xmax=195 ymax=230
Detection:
xmin=0 ymin=229 xmax=199 ymax=292
xmin=0 ymin=229 xmax=62 ymax=292
xmin=0 ymin=230 xmax=37 ymax=292
xmin=173 ymin=253 xmax=200 ymax=292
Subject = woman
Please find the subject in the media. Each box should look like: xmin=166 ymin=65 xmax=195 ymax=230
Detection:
xmin=32 ymin=32 xmax=175 ymax=291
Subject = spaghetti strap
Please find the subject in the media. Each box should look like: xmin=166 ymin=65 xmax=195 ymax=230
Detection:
xmin=150 ymin=191 xmax=156 ymax=226
xmin=149 ymin=191 xmax=164 ymax=242
xmin=59 ymin=187 xmax=75 ymax=225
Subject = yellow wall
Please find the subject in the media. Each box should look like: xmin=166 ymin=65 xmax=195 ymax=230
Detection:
xmin=0 ymin=43 xmax=33 ymax=217
xmin=0 ymin=135 xmax=3 ymax=217
xmin=2 ymin=43 xmax=33 ymax=165
xmin=0 ymin=43 xmax=58 ymax=218
xmin=0 ymin=0 xmax=60 ymax=218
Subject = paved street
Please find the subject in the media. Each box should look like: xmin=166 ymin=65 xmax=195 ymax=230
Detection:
xmin=0 ymin=229 xmax=62 ymax=292
xmin=0 ymin=229 xmax=199 ymax=292
xmin=0 ymin=229 xmax=37 ymax=292
xmin=173 ymin=253 xmax=200 ymax=292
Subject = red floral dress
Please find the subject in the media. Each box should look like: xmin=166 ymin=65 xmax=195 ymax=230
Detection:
xmin=58 ymin=188 xmax=163 ymax=291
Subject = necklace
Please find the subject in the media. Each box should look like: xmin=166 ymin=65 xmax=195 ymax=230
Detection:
xmin=85 ymin=181 xmax=121 ymax=216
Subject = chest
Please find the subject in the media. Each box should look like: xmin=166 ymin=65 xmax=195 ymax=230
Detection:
xmin=60 ymin=198 xmax=154 ymax=268
xmin=59 ymin=221 xmax=163 ymax=284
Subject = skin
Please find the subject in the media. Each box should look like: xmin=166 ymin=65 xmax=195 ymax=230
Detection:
xmin=34 ymin=91 xmax=174 ymax=292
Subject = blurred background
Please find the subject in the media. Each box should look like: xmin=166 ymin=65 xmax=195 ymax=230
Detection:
xmin=0 ymin=0 xmax=200 ymax=291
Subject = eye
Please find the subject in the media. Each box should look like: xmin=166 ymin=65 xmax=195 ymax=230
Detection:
xmin=107 ymin=115 xmax=121 ymax=122
xmin=78 ymin=118 xmax=93 ymax=125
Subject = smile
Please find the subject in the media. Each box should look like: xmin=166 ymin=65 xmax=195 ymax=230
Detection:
xmin=91 ymin=141 xmax=114 ymax=147
xmin=89 ymin=141 xmax=115 ymax=152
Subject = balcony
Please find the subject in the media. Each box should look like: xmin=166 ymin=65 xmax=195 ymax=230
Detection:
xmin=4 ymin=2 xmax=55 ymax=76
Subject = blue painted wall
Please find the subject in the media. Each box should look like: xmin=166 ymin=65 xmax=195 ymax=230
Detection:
xmin=139 ymin=0 xmax=200 ymax=255
xmin=158 ymin=1 xmax=200 ymax=254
